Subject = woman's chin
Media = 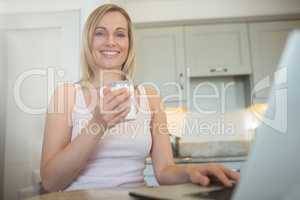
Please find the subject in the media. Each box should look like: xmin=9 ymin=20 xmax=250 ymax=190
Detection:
xmin=97 ymin=64 xmax=123 ymax=71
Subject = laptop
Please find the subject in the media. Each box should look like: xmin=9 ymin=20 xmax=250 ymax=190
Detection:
xmin=129 ymin=30 xmax=300 ymax=200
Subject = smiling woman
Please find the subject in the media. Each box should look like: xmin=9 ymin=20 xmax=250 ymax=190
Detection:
xmin=40 ymin=3 xmax=239 ymax=193
xmin=80 ymin=4 xmax=135 ymax=82
xmin=92 ymin=12 xmax=129 ymax=70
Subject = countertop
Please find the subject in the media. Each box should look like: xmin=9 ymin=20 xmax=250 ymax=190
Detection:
xmin=27 ymin=188 xmax=133 ymax=200
xmin=145 ymin=156 xmax=247 ymax=164
xmin=26 ymin=183 xmax=223 ymax=200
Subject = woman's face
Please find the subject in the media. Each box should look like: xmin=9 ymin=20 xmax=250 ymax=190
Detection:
xmin=92 ymin=11 xmax=129 ymax=71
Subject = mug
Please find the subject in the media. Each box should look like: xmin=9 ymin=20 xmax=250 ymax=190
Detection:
xmin=100 ymin=81 xmax=137 ymax=121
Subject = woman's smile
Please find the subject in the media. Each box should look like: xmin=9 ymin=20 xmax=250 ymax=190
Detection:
xmin=100 ymin=49 xmax=121 ymax=57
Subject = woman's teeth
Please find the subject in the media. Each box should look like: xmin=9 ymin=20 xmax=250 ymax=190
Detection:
xmin=101 ymin=50 xmax=119 ymax=56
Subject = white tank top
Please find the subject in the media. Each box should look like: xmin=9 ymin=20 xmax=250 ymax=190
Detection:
xmin=65 ymin=84 xmax=152 ymax=191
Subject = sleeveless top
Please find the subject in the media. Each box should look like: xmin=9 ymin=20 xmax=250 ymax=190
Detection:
xmin=64 ymin=84 xmax=152 ymax=191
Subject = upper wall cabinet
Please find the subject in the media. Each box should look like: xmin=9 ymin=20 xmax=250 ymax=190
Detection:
xmin=135 ymin=27 xmax=186 ymax=105
xmin=184 ymin=23 xmax=252 ymax=77
xmin=249 ymin=20 xmax=300 ymax=99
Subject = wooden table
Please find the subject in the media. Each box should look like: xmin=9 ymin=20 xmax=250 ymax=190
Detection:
xmin=26 ymin=188 xmax=134 ymax=200
xmin=26 ymin=184 xmax=223 ymax=200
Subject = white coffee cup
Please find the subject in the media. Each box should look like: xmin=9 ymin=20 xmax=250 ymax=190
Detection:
xmin=100 ymin=81 xmax=137 ymax=121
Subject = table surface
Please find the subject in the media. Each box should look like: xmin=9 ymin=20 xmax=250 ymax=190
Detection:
xmin=26 ymin=183 xmax=223 ymax=200
xmin=27 ymin=188 xmax=134 ymax=200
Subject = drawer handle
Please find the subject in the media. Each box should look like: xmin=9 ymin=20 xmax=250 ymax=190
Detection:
xmin=210 ymin=68 xmax=228 ymax=73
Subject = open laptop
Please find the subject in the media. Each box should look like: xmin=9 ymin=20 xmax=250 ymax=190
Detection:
xmin=129 ymin=30 xmax=300 ymax=200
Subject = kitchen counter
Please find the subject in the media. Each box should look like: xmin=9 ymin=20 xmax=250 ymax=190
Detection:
xmin=26 ymin=184 xmax=223 ymax=200
xmin=146 ymin=156 xmax=247 ymax=164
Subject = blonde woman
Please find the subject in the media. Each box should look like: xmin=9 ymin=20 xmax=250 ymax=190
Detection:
xmin=40 ymin=4 xmax=240 ymax=192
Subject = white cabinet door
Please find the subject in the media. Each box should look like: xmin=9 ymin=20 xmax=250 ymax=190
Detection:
xmin=135 ymin=27 xmax=186 ymax=106
xmin=185 ymin=23 xmax=251 ymax=77
xmin=0 ymin=11 xmax=80 ymax=200
xmin=249 ymin=20 xmax=300 ymax=100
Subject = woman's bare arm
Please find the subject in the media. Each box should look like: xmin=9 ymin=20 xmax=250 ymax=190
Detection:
xmin=146 ymin=86 xmax=240 ymax=186
xmin=145 ymin=86 xmax=189 ymax=184
xmin=40 ymin=84 xmax=105 ymax=191
xmin=40 ymin=84 xmax=130 ymax=192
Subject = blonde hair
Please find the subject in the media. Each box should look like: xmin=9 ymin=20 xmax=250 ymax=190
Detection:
xmin=80 ymin=4 xmax=135 ymax=82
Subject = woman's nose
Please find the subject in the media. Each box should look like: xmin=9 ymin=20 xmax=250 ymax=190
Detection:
xmin=107 ymin=35 xmax=116 ymax=46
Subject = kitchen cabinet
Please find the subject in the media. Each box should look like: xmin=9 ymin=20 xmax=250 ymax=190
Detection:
xmin=185 ymin=23 xmax=252 ymax=77
xmin=135 ymin=19 xmax=300 ymax=106
xmin=134 ymin=24 xmax=251 ymax=113
xmin=249 ymin=20 xmax=300 ymax=100
xmin=135 ymin=26 xmax=186 ymax=106
xmin=134 ymin=24 xmax=252 ymax=107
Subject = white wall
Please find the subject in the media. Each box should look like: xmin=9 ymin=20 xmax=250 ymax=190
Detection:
xmin=0 ymin=0 xmax=121 ymax=13
xmin=1 ymin=0 xmax=300 ymax=23
xmin=0 ymin=2 xmax=103 ymax=199
xmin=0 ymin=0 xmax=82 ymax=13
xmin=1 ymin=10 xmax=82 ymax=200
xmin=0 ymin=0 xmax=113 ymax=29
xmin=0 ymin=30 xmax=6 ymax=200
xmin=119 ymin=0 xmax=300 ymax=23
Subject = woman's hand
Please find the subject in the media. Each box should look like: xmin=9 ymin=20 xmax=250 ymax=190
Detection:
xmin=185 ymin=163 xmax=240 ymax=187
xmin=93 ymin=87 xmax=131 ymax=130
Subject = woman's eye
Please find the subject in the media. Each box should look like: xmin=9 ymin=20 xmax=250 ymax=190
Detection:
xmin=95 ymin=32 xmax=104 ymax=36
xmin=116 ymin=32 xmax=126 ymax=37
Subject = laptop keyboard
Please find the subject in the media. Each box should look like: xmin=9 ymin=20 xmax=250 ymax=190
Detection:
xmin=187 ymin=184 xmax=236 ymax=200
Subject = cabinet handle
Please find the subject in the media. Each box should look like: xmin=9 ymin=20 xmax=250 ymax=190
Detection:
xmin=179 ymin=83 xmax=184 ymax=90
xmin=179 ymin=73 xmax=184 ymax=90
xmin=209 ymin=68 xmax=228 ymax=73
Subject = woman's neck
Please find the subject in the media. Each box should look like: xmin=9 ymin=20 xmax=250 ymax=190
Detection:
xmin=91 ymin=69 xmax=125 ymax=88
